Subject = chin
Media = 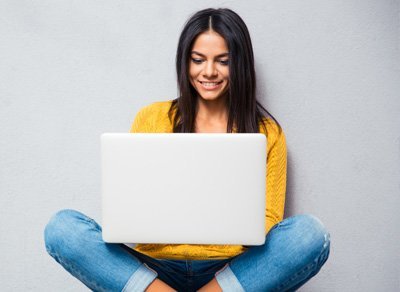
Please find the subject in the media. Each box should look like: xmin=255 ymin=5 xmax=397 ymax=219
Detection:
xmin=200 ymin=95 xmax=219 ymax=100
xmin=198 ymin=91 xmax=228 ymax=101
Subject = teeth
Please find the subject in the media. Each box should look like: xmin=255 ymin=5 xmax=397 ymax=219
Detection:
xmin=201 ymin=81 xmax=221 ymax=86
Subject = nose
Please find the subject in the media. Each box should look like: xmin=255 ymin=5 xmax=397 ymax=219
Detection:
xmin=203 ymin=61 xmax=217 ymax=78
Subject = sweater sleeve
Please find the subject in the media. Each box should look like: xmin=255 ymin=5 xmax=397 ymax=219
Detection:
xmin=265 ymin=122 xmax=287 ymax=234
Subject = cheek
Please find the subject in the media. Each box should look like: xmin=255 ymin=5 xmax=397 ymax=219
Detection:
xmin=190 ymin=69 xmax=203 ymax=89
xmin=189 ymin=74 xmax=196 ymax=88
xmin=189 ymin=67 xmax=197 ymax=83
xmin=189 ymin=66 xmax=200 ymax=76
xmin=222 ymin=68 xmax=229 ymax=79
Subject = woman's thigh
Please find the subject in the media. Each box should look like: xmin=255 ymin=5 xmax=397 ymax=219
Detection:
xmin=44 ymin=209 xmax=157 ymax=291
xmin=227 ymin=214 xmax=331 ymax=291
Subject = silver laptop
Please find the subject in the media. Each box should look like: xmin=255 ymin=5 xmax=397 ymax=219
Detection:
xmin=101 ymin=133 xmax=267 ymax=245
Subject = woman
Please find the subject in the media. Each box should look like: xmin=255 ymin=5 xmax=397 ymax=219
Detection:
xmin=44 ymin=8 xmax=330 ymax=292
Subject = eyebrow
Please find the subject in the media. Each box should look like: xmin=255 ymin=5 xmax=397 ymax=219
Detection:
xmin=191 ymin=51 xmax=229 ymax=58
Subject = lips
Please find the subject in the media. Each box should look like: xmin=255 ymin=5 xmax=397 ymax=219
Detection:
xmin=197 ymin=80 xmax=224 ymax=90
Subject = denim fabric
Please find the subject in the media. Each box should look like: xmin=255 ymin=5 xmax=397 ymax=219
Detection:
xmin=216 ymin=214 xmax=331 ymax=291
xmin=44 ymin=209 xmax=330 ymax=292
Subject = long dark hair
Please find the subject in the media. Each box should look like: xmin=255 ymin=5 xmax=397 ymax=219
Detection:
xmin=168 ymin=8 xmax=280 ymax=134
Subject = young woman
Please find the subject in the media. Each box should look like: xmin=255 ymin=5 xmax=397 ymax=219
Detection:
xmin=44 ymin=8 xmax=330 ymax=292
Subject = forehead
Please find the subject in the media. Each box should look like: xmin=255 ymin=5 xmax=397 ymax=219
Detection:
xmin=191 ymin=31 xmax=228 ymax=56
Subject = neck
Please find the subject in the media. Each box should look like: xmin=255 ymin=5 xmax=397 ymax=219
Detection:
xmin=196 ymin=96 xmax=228 ymax=123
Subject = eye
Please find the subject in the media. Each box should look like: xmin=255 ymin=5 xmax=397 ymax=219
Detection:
xmin=219 ymin=59 xmax=229 ymax=66
xmin=191 ymin=58 xmax=204 ymax=64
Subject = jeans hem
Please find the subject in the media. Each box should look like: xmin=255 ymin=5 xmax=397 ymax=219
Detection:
xmin=122 ymin=263 xmax=158 ymax=292
xmin=215 ymin=264 xmax=245 ymax=292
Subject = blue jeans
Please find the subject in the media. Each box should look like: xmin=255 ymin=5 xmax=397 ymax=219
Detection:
xmin=44 ymin=209 xmax=330 ymax=291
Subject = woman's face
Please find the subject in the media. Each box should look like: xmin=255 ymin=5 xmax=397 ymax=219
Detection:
xmin=189 ymin=31 xmax=229 ymax=102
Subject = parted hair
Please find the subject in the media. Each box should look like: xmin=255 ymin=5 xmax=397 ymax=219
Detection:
xmin=168 ymin=8 xmax=280 ymax=134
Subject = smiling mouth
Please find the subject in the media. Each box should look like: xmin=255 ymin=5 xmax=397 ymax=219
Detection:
xmin=198 ymin=80 xmax=223 ymax=86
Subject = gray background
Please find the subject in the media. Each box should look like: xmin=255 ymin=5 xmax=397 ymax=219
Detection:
xmin=1 ymin=0 xmax=399 ymax=291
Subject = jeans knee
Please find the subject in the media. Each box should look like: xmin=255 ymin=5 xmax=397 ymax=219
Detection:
xmin=294 ymin=214 xmax=330 ymax=256
xmin=277 ymin=214 xmax=330 ymax=261
xmin=44 ymin=209 xmax=90 ymax=256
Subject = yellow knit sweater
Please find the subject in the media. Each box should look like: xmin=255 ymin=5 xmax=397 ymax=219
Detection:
xmin=129 ymin=100 xmax=287 ymax=260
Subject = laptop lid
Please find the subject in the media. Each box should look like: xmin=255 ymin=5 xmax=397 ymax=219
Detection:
xmin=101 ymin=133 xmax=266 ymax=245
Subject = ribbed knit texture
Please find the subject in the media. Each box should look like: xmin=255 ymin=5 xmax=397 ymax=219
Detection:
xmin=129 ymin=100 xmax=287 ymax=260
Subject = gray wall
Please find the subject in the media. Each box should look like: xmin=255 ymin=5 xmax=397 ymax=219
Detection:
xmin=1 ymin=0 xmax=399 ymax=291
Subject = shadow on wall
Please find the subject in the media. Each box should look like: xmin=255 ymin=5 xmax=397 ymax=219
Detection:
xmin=284 ymin=151 xmax=296 ymax=218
